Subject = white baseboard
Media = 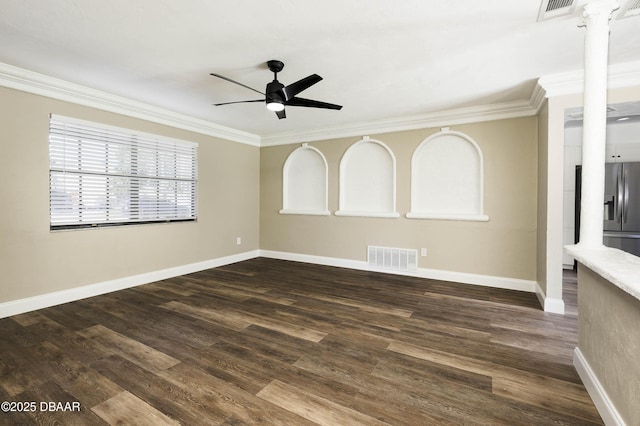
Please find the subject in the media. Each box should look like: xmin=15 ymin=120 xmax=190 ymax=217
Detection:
xmin=0 ymin=250 xmax=260 ymax=319
xmin=259 ymin=250 xmax=537 ymax=293
xmin=259 ymin=249 xmax=368 ymax=272
xmin=535 ymin=282 xmax=566 ymax=314
xmin=0 ymin=249 xmax=548 ymax=319
xmin=416 ymin=265 xmax=536 ymax=293
xmin=574 ymin=348 xmax=626 ymax=426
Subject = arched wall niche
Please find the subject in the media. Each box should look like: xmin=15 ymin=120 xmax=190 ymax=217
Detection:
xmin=335 ymin=136 xmax=399 ymax=218
xmin=407 ymin=128 xmax=489 ymax=221
xmin=279 ymin=143 xmax=330 ymax=215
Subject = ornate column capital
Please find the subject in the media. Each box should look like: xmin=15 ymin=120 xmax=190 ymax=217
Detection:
xmin=580 ymin=0 xmax=620 ymax=25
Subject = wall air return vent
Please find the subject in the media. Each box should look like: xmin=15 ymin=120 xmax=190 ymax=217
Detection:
xmin=538 ymin=0 xmax=576 ymax=21
xmin=617 ymin=0 xmax=640 ymax=19
xmin=367 ymin=246 xmax=418 ymax=273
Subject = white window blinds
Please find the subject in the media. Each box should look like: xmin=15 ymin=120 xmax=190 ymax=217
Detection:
xmin=49 ymin=115 xmax=198 ymax=229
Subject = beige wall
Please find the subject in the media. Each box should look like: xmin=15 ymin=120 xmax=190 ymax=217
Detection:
xmin=261 ymin=117 xmax=538 ymax=281
xmin=536 ymin=101 xmax=549 ymax=296
xmin=577 ymin=264 xmax=640 ymax=424
xmin=0 ymin=87 xmax=260 ymax=304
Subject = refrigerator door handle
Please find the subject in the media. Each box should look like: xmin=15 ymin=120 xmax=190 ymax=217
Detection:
xmin=623 ymin=167 xmax=629 ymax=224
xmin=617 ymin=171 xmax=623 ymax=223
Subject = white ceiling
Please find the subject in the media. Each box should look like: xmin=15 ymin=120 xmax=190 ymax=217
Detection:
xmin=1 ymin=0 xmax=639 ymax=140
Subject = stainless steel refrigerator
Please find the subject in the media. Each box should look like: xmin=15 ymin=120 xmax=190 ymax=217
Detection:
xmin=602 ymin=162 xmax=640 ymax=256
xmin=575 ymin=162 xmax=640 ymax=258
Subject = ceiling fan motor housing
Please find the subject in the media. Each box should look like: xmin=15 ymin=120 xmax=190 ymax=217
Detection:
xmin=267 ymin=60 xmax=284 ymax=74
xmin=266 ymin=80 xmax=285 ymax=105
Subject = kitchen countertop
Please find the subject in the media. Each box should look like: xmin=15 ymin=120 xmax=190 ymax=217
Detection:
xmin=565 ymin=244 xmax=640 ymax=302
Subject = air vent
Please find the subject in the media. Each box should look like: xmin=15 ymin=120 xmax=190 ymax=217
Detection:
xmin=538 ymin=0 xmax=576 ymax=21
xmin=367 ymin=246 xmax=418 ymax=273
xmin=565 ymin=105 xmax=617 ymax=122
xmin=617 ymin=0 xmax=640 ymax=19
xmin=546 ymin=0 xmax=574 ymax=11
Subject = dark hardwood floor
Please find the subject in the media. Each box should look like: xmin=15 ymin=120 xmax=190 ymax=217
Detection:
xmin=0 ymin=259 xmax=601 ymax=425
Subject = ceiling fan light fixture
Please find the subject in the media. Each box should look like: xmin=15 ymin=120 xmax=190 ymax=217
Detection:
xmin=266 ymin=101 xmax=285 ymax=111
xmin=210 ymin=60 xmax=342 ymax=120
xmin=266 ymin=81 xmax=285 ymax=112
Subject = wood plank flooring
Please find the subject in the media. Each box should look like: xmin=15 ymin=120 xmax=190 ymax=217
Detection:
xmin=0 ymin=259 xmax=601 ymax=425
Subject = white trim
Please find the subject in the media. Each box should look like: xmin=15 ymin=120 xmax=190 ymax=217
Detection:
xmin=279 ymin=209 xmax=331 ymax=216
xmin=0 ymin=250 xmax=259 ymax=319
xmin=0 ymin=61 xmax=534 ymax=148
xmin=573 ymin=348 xmax=627 ymax=426
xmin=417 ymin=265 xmax=536 ymax=293
xmin=2 ymin=60 xmax=639 ymax=149
xmin=260 ymin=250 xmax=370 ymax=271
xmin=405 ymin=212 xmax=489 ymax=222
xmin=537 ymin=60 xmax=640 ymax=98
xmin=2 ymin=250 xmax=540 ymax=319
xmin=261 ymin=100 xmax=537 ymax=147
xmin=259 ymin=250 xmax=537 ymax=293
xmin=535 ymin=282 xmax=566 ymax=314
xmin=334 ymin=211 xmax=401 ymax=218
xmin=0 ymin=61 xmax=261 ymax=146
xmin=529 ymin=82 xmax=548 ymax=114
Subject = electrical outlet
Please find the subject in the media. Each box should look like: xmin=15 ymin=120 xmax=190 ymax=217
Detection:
xmin=236 ymin=237 xmax=242 ymax=245
xmin=421 ymin=248 xmax=427 ymax=257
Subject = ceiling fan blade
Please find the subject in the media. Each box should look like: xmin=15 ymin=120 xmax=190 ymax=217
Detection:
xmin=210 ymin=73 xmax=265 ymax=95
xmin=275 ymin=109 xmax=286 ymax=119
xmin=213 ymin=99 xmax=264 ymax=106
xmin=285 ymin=97 xmax=343 ymax=110
xmin=282 ymin=74 xmax=322 ymax=100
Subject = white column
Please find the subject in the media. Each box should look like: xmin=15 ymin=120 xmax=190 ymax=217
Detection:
xmin=578 ymin=0 xmax=619 ymax=248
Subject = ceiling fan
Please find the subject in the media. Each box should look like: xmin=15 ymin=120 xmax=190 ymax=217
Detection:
xmin=210 ymin=60 xmax=343 ymax=119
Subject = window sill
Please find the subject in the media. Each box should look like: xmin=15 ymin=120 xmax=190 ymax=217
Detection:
xmin=279 ymin=209 xmax=331 ymax=216
xmin=334 ymin=211 xmax=400 ymax=218
xmin=564 ymin=244 xmax=640 ymax=302
xmin=406 ymin=212 xmax=489 ymax=222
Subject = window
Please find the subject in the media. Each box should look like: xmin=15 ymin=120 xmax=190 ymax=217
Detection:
xmin=49 ymin=115 xmax=197 ymax=229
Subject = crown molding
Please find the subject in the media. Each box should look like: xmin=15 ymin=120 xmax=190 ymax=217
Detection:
xmin=537 ymin=59 xmax=640 ymax=98
xmin=529 ymin=81 xmax=549 ymax=114
xmin=261 ymin=100 xmax=537 ymax=147
xmin=538 ymin=69 xmax=587 ymax=97
xmin=0 ymin=62 xmax=261 ymax=147
xmin=4 ymin=59 xmax=639 ymax=149
xmin=268 ymin=60 xmax=640 ymax=147
xmin=0 ymin=60 xmax=539 ymax=148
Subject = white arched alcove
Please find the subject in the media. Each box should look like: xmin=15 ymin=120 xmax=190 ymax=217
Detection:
xmin=335 ymin=136 xmax=399 ymax=218
xmin=407 ymin=128 xmax=489 ymax=221
xmin=279 ymin=143 xmax=330 ymax=215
